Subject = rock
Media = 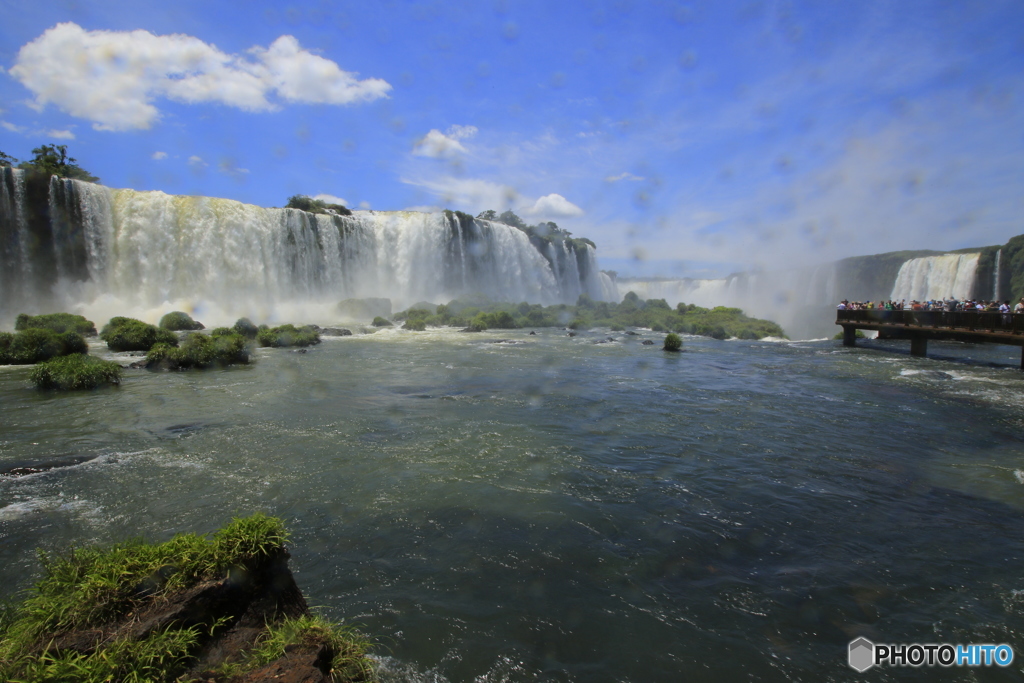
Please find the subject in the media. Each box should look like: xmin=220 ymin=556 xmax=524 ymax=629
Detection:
xmin=292 ymin=348 xmax=308 ymax=354
xmin=625 ymin=330 xmax=638 ymax=336
xmin=529 ymin=331 xmax=536 ymax=335
xmin=319 ymin=328 xmax=352 ymax=336
xmin=641 ymin=340 xmax=655 ymax=345
xmin=0 ymin=454 xmax=98 ymax=479
xmin=568 ymin=332 xmax=577 ymax=337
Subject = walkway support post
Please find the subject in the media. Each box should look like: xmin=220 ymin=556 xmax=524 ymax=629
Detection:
xmin=843 ymin=325 xmax=857 ymax=347
xmin=910 ymin=336 xmax=928 ymax=357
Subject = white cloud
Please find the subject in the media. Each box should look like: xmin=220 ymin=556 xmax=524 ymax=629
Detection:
xmin=522 ymin=193 xmax=584 ymax=218
xmin=358 ymin=201 xmax=371 ymax=210
xmin=412 ymin=129 xmax=468 ymax=158
xmin=8 ymin=23 xmax=392 ymax=131
xmin=42 ymin=128 xmax=75 ymax=140
xmin=605 ymin=172 xmax=645 ymax=182
xmin=1 ymin=121 xmax=25 ymax=133
xmin=402 ymin=175 xmax=519 ymax=212
xmin=313 ymin=193 xmax=347 ymax=206
xmin=152 ymin=151 xmax=168 ymax=160
xmin=188 ymin=155 xmax=206 ymax=166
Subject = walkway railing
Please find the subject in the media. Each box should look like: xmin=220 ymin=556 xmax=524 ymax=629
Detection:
xmin=837 ymin=308 xmax=1024 ymax=335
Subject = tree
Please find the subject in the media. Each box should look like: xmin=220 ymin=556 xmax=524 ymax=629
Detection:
xmin=476 ymin=210 xmax=497 ymax=221
xmin=285 ymin=194 xmax=351 ymax=216
xmin=497 ymin=210 xmax=526 ymax=229
xmin=18 ymin=145 xmax=99 ymax=182
xmin=0 ymin=151 xmax=19 ymax=168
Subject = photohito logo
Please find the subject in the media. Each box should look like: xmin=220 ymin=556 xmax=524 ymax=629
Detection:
xmin=848 ymin=637 xmax=1014 ymax=671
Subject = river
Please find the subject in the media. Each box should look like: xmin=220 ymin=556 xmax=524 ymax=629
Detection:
xmin=2 ymin=328 xmax=1023 ymax=681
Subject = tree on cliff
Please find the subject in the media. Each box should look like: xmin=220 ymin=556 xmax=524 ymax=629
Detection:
xmin=285 ymin=194 xmax=352 ymax=216
xmin=18 ymin=144 xmax=99 ymax=182
xmin=0 ymin=150 xmax=19 ymax=167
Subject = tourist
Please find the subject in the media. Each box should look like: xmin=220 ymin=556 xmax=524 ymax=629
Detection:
xmin=1015 ymin=299 xmax=1024 ymax=314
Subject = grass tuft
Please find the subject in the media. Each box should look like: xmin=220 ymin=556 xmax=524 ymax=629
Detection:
xmin=15 ymin=313 xmax=97 ymax=336
xmin=30 ymin=354 xmax=122 ymax=390
xmin=145 ymin=331 xmax=250 ymax=369
xmin=100 ymin=318 xmax=178 ymax=352
xmin=158 ymin=311 xmax=204 ymax=331
xmin=256 ymin=324 xmax=321 ymax=348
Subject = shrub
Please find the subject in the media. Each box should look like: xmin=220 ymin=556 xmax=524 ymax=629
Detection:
xmin=15 ymin=312 xmax=97 ymax=336
xmin=30 ymin=354 xmax=122 ymax=389
xmin=256 ymin=324 xmax=321 ymax=348
xmin=663 ymin=333 xmax=683 ymax=352
xmin=100 ymin=317 xmax=179 ymax=352
xmin=159 ymin=311 xmax=204 ymax=331
xmin=371 ymin=316 xmax=393 ymax=327
xmin=403 ymin=319 xmax=427 ymax=331
xmin=0 ymin=329 xmax=88 ymax=364
xmin=145 ymin=331 xmax=250 ymax=369
xmin=232 ymin=317 xmax=259 ymax=339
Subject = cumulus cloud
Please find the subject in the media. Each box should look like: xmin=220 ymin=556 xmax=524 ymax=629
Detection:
xmin=522 ymin=193 xmax=584 ymax=218
xmin=1 ymin=121 xmax=25 ymax=133
xmin=8 ymin=23 xmax=392 ymax=131
xmin=313 ymin=193 xmax=348 ymax=206
xmin=413 ymin=129 xmax=469 ymax=158
xmin=152 ymin=151 xmax=168 ymax=160
xmin=188 ymin=155 xmax=206 ymax=166
xmin=445 ymin=124 xmax=477 ymax=140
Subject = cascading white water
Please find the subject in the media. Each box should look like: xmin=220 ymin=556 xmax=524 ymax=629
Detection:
xmin=994 ymin=249 xmax=1002 ymax=300
xmin=889 ymin=253 xmax=980 ymax=302
xmin=0 ymin=177 xmax=611 ymax=323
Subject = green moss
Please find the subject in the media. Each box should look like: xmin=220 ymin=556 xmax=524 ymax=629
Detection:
xmin=145 ymin=332 xmax=250 ymax=369
xmin=0 ymin=329 xmax=88 ymax=364
xmin=663 ymin=333 xmax=683 ymax=352
xmin=371 ymin=316 xmax=393 ymax=328
xmin=100 ymin=318 xmax=178 ymax=352
xmin=30 ymin=354 xmax=122 ymax=390
xmin=15 ymin=313 xmax=97 ymax=336
xmin=158 ymin=311 xmax=204 ymax=331
xmin=256 ymin=324 xmax=321 ymax=348
xmin=402 ymin=319 xmax=427 ymax=331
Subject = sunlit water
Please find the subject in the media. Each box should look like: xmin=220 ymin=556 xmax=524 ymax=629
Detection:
xmin=2 ymin=329 xmax=1024 ymax=682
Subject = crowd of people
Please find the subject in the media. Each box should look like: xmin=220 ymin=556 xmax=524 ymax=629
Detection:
xmin=838 ymin=298 xmax=1024 ymax=313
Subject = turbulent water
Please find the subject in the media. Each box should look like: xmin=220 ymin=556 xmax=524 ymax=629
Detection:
xmin=0 ymin=168 xmax=615 ymax=324
xmin=2 ymin=328 xmax=1024 ymax=681
xmin=890 ymin=254 xmax=981 ymax=302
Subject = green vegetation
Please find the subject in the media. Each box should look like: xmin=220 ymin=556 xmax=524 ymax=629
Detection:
xmin=256 ymin=324 xmax=321 ymax=348
xmin=475 ymin=209 xmax=595 ymax=251
xmin=29 ymin=354 xmax=122 ymax=390
xmin=0 ymin=329 xmax=88 ymax=364
xmin=158 ymin=311 xmax=204 ymax=331
xmin=146 ymin=330 xmax=251 ymax=369
xmin=232 ymin=317 xmax=259 ymax=339
xmin=393 ymin=292 xmax=786 ymax=338
xmin=402 ymin=319 xmax=427 ymax=331
xmin=15 ymin=313 xmax=97 ymax=336
xmin=215 ymin=615 xmax=372 ymax=682
xmin=0 ymin=514 xmax=349 ymax=683
xmin=833 ymin=329 xmax=867 ymax=340
xmin=663 ymin=333 xmax=683 ymax=352
xmin=100 ymin=317 xmax=179 ymax=352
xmin=285 ymin=194 xmax=352 ymax=216
xmin=371 ymin=316 xmax=393 ymax=327
xmin=4 ymin=144 xmax=100 ymax=182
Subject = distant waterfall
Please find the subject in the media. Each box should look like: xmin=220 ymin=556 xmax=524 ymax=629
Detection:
xmin=994 ymin=249 xmax=1002 ymax=300
xmin=0 ymin=170 xmax=611 ymax=321
xmin=890 ymin=253 xmax=980 ymax=301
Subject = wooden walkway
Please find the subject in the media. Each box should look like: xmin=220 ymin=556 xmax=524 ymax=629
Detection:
xmin=836 ymin=309 xmax=1024 ymax=369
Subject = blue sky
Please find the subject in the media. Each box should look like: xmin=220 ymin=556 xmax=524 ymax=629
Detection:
xmin=1 ymin=0 xmax=1022 ymax=277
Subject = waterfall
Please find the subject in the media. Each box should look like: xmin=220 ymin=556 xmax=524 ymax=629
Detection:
xmin=889 ymin=253 xmax=980 ymax=302
xmin=994 ymin=249 xmax=1002 ymax=300
xmin=0 ymin=178 xmax=612 ymax=322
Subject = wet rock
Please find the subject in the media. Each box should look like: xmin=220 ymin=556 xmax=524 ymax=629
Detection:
xmin=625 ymin=330 xmax=638 ymax=336
xmin=319 ymin=328 xmax=352 ymax=336
xmin=641 ymin=340 xmax=655 ymax=345
xmin=568 ymin=332 xmax=577 ymax=337
xmin=529 ymin=331 xmax=536 ymax=335
xmin=0 ymin=454 xmax=98 ymax=479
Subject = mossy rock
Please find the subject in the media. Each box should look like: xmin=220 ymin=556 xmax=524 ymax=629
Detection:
xmin=256 ymin=324 xmax=321 ymax=348
xmin=232 ymin=317 xmax=259 ymax=339
xmin=145 ymin=331 xmax=251 ymax=369
xmin=371 ymin=316 xmax=393 ymax=327
xmin=0 ymin=329 xmax=88 ymax=364
xmin=402 ymin=319 xmax=427 ymax=331
xmin=30 ymin=354 xmax=122 ymax=390
xmin=15 ymin=312 xmax=97 ymax=336
xmin=159 ymin=311 xmax=205 ymax=331
xmin=100 ymin=317 xmax=178 ymax=352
